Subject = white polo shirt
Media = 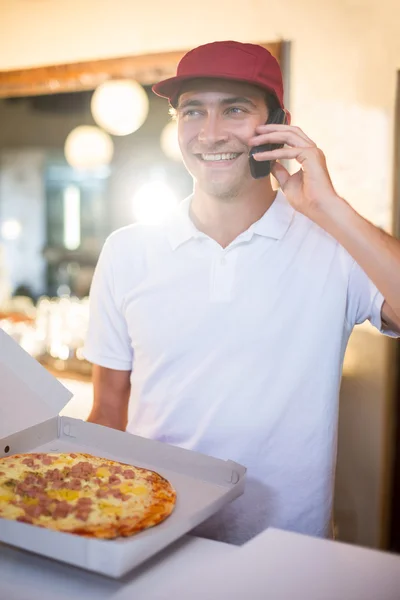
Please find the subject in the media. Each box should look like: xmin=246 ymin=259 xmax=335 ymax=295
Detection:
xmin=83 ymin=191 xmax=396 ymax=545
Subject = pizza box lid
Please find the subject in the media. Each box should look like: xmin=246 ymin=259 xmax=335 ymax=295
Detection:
xmin=0 ymin=329 xmax=73 ymax=438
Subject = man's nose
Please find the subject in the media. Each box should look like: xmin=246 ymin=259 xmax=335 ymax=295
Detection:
xmin=197 ymin=114 xmax=228 ymax=146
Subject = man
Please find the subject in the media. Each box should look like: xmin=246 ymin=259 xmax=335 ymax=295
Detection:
xmin=83 ymin=41 xmax=400 ymax=545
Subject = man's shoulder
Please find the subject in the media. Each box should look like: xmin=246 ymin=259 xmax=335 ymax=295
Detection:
xmin=288 ymin=202 xmax=340 ymax=249
xmin=106 ymin=221 xmax=171 ymax=253
xmin=282 ymin=197 xmax=354 ymax=270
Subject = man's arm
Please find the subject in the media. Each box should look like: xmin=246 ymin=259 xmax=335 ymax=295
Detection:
xmin=87 ymin=365 xmax=131 ymax=431
xmin=249 ymin=123 xmax=400 ymax=333
xmin=311 ymin=198 xmax=400 ymax=334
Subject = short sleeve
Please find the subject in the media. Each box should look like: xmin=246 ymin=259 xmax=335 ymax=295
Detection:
xmin=347 ymin=259 xmax=399 ymax=338
xmin=83 ymin=237 xmax=134 ymax=370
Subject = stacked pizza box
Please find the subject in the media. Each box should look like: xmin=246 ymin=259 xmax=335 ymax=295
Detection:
xmin=0 ymin=329 xmax=246 ymax=577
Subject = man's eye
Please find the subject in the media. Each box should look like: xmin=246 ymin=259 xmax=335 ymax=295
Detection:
xmin=227 ymin=107 xmax=245 ymax=115
xmin=182 ymin=109 xmax=201 ymax=118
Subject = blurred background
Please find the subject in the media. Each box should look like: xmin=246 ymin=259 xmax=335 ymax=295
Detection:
xmin=0 ymin=0 xmax=399 ymax=557
xmin=0 ymin=83 xmax=192 ymax=376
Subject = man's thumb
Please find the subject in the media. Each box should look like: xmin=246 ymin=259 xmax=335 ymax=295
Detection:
xmin=271 ymin=161 xmax=290 ymax=189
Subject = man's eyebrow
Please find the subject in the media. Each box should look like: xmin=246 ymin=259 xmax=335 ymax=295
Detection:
xmin=177 ymin=96 xmax=258 ymax=110
xmin=220 ymin=97 xmax=258 ymax=109
xmin=177 ymin=99 xmax=204 ymax=110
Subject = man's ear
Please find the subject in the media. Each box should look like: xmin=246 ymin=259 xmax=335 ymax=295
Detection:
xmin=284 ymin=109 xmax=292 ymax=125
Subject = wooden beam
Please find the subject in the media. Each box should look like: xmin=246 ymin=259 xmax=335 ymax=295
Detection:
xmin=0 ymin=42 xmax=282 ymax=99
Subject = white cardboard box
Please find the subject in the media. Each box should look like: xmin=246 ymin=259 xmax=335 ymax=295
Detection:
xmin=0 ymin=329 xmax=246 ymax=577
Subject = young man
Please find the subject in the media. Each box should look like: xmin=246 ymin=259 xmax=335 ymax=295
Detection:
xmin=83 ymin=41 xmax=400 ymax=545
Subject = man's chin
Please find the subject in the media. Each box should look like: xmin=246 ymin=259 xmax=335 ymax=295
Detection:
xmin=199 ymin=179 xmax=244 ymax=200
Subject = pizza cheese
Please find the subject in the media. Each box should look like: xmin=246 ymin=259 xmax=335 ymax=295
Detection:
xmin=0 ymin=452 xmax=176 ymax=539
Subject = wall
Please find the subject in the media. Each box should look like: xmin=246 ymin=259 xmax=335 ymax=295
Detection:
xmin=1 ymin=0 xmax=399 ymax=548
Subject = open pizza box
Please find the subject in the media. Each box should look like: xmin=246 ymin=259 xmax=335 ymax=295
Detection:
xmin=0 ymin=329 xmax=246 ymax=577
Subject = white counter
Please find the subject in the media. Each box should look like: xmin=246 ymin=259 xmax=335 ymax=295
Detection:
xmin=156 ymin=528 xmax=400 ymax=600
xmin=0 ymin=535 xmax=235 ymax=600
xmin=2 ymin=528 xmax=399 ymax=599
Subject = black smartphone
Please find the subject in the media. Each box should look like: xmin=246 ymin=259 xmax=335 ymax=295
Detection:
xmin=249 ymin=108 xmax=287 ymax=179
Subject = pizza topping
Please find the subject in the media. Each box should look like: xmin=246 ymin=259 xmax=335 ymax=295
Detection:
xmin=50 ymin=480 xmax=65 ymax=489
xmin=76 ymin=509 xmax=91 ymax=521
xmin=96 ymin=489 xmax=108 ymax=499
xmin=68 ymin=479 xmax=82 ymax=490
xmin=76 ymin=497 xmax=93 ymax=507
xmin=15 ymin=482 xmax=30 ymax=495
xmin=21 ymin=458 xmax=36 ymax=467
xmin=96 ymin=466 xmax=110 ymax=478
xmin=110 ymin=466 xmax=123 ymax=475
xmin=122 ymin=469 xmax=136 ymax=479
xmin=3 ymin=479 xmax=17 ymax=489
xmin=24 ymin=474 xmax=46 ymax=488
xmin=70 ymin=453 xmax=77 ymax=458
xmin=53 ymin=501 xmax=74 ymax=519
xmin=112 ymin=491 xmax=131 ymax=501
xmin=17 ymin=516 xmax=33 ymax=524
xmin=75 ymin=498 xmax=93 ymax=521
xmin=24 ymin=504 xmax=45 ymax=518
xmin=108 ymin=475 xmax=121 ymax=485
xmin=47 ymin=468 xmax=63 ymax=480
xmin=71 ymin=462 xmax=95 ymax=477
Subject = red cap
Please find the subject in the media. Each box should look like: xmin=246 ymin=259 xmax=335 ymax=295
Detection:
xmin=152 ymin=41 xmax=284 ymax=108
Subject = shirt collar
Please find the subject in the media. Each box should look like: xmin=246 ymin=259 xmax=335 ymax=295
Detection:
xmin=166 ymin=190 xmax=294 ymax=250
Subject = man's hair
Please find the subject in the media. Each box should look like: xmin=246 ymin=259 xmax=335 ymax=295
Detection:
xmin=168 ymin=88 xmax=280 ymax=121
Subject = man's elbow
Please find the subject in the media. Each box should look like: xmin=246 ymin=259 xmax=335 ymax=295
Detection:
xmin=86 ymin=407 xmax=128 ymax=432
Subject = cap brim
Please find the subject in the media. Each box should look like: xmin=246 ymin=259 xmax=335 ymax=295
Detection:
xmin=152 ymin=74 xmax=283 ymax=107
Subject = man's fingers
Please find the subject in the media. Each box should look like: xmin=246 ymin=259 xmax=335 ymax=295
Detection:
xmin=249 ymin=130 xmax=315 ymax=149
xmin=254 ymin=124 xmax=315 ymax=146
xmin=271 ymin=162 xmax=290 ymax=188
xmin=252 ymin=146 xmax=322 ymax=165
xmin=252 ymin=147 xmax=302 ymax=162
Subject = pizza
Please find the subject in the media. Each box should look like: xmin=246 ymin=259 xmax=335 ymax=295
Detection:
xmin=0 ymin=452 xmax=176 ymax=539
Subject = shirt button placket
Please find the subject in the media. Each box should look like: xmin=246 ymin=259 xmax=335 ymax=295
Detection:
xmin=210 ymin=252 xmax=234 ymax=302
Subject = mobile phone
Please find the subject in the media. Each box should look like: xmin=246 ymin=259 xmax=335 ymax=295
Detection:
xmin=249 ymin=108 xmax=287 ymax=179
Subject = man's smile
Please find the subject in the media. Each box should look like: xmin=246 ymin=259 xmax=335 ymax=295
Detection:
xmin=195 ymin=152 xmax=244 ymax=165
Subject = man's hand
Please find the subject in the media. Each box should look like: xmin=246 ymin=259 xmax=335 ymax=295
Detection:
xmin=248 ymin=124 xmax=339 ymax=219
xmin=248 ymin=124 xmax=400 ymax=332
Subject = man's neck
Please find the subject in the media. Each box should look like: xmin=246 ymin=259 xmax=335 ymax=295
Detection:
xmin=190 ymin=182 xmax=277 ymax=248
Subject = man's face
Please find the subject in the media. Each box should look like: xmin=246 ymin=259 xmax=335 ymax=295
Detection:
xmin=176 ymin=79 xmax=269 ymax=200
